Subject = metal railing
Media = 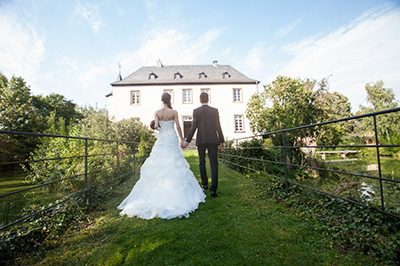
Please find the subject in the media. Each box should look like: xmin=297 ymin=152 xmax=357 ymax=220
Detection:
xmin=0 ymin=130 xmax=150 ymax=231
xmin=221 ymin=108 xmax=400 ymax=219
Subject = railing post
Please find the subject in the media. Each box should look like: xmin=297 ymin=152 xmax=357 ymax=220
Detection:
xmin=133 ymin=144 xmax=136 ymax=179
xmin=221 ymin=142 xmax=225 ymax=163
xmin=116 ymin=141 xmax=120 ymax=166
xmin=373 ymin=115 xmax=384 ymax=210
xmin=236 ymin=139 xmax=239 ymax=172
xmin=281 ymin=132 xmax=289 ymax=194
xmin=84 ymin=138 xmax=88 ymax=201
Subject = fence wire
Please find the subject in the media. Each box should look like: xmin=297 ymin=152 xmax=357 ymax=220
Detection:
xmin=220 ymin=108 xmax=400 ymax=219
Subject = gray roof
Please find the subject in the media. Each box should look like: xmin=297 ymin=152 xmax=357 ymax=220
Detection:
xmin=111 ymin=63 xmax=259 ymax=86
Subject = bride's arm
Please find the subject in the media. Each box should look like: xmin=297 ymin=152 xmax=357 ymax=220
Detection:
xmin=174 ymin=110 xmax=184 ymax=141
xmin=154 ymin=111 xmax=160 ymax=129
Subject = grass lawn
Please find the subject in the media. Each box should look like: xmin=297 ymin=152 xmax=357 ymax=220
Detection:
xmin=19 ymin=150 xmax=373 ymax=265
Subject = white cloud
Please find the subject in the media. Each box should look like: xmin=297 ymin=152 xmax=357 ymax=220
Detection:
xmin=119 ymin=28 xmax=222 ymax=71
xmin=275 ymin=18 xmax=302 ymax=38
xmin=73 ymin=1 xmax=102 ymax=33
xmin=60 ymin=56 xmax=80 ymax=74
xmin=0 ymin=11 xmax=45 ymax=82
xmin=77 ymin=62 xmax=114 ymax=105
xmin=276 ymin=6 xmax=400 ymax=111
xmin=244 ymin=42 xmax=264 ymax=71
xmin=42 ymin=56 xmax=114 ymax=107
xmin=44 ymin=28 xmax=222 ymax=108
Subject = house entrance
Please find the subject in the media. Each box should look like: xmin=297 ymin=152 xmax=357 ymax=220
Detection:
xmin=183 ymin=116 xmax=193 ymax=138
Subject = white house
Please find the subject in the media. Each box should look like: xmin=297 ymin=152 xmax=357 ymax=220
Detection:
xmin=106 ymin=60 xmax=259 ymax=141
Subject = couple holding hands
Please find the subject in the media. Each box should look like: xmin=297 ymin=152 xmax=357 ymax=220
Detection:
xmin=118 ymin=92 xmax=225 ymax=220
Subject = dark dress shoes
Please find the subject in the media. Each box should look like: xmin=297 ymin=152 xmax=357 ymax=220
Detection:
xmin=210 ymin=191 xmax=218 ymax=197
xmin=202 ymin=184 xmax=208 ymax=189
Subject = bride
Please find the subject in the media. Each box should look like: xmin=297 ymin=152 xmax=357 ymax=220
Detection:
xmin=117 ymin=92 xmax=206 ymax=219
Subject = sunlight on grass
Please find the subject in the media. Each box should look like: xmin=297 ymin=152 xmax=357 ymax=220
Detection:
xmin=24 ymin=151 xmax=374 ymax=265
xmin=0 ymin=169 xmax=29 ymax=194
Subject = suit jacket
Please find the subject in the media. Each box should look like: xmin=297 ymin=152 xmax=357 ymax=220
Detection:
xmin=186 ymin=105 xmax=224 ymax=146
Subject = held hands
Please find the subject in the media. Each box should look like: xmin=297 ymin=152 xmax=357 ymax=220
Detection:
xmin=180 ymin=140 xmax=189 ymax=149
xmin=220 ymin=143 xmax=226 ymax=152
xmin=180 ymin=141 xmax=225 ymax=150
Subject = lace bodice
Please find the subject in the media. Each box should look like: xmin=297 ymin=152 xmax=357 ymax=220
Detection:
xmin=159 ymin=120 xmax=175 ymax=133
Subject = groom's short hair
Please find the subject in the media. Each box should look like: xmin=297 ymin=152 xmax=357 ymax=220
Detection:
xmin=200 ymin=92 xmax=209 ymax=103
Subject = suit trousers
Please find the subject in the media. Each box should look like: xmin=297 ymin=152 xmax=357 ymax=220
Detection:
xmin=197 ymin=144 xmax=218 ymax=192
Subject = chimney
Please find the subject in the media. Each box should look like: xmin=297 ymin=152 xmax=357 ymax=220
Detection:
xmin=116 ymin=63 xmax=122 ymax=81
xmin=213 ymin=60 xmax=218 ymax=67
xmin=156 ymin=59 xmax=163 ymax=68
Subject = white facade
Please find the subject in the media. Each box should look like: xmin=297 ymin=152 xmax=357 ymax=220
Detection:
xmin=106 ymin=62 xmax=259 ymax=141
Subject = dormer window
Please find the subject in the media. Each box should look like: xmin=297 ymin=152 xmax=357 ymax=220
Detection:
xmin=149 ymin=72 xmax=158 ymax=79
xmin=199 ymin=72 xmax=207 ymax=79
xmin=174 ymin=72 xmax=183 ymax=79
xmin=223 ymin=72 xmax=230 ymax=78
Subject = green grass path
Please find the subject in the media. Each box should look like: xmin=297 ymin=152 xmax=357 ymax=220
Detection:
xmin=27 ymin=150 xmax=372 ymax=265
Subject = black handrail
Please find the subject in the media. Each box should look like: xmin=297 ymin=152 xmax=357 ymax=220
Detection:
xmin=0 ymin=130 xmax=153 ymax=231
xmin=235 ymin=107 xmax=400 ymax=140
xmin=221 ymin=108 xmax=400 ymax=219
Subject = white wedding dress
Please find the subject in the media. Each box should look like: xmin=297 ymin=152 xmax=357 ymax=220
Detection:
xmin=117 ymin=120 xmax=206 ymax=219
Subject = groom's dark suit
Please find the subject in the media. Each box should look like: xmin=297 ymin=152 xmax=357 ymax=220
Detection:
xmin=186 ymin=104 xmax=224 ymax=194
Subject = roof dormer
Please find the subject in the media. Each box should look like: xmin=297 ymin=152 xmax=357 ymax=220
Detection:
xmin=199 ymin=72 xmax=207 ymax=79
xmin=174 ymin=72 xmax=183 ymax=79
xmin=149 ymin=72 xmax=158 ymax=79
xmin=223 ymin=71 xmax=231 ymax=79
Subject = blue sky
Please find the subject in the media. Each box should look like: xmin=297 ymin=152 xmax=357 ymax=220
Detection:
xmin=1 ymin=0 xmax=399 ymax=112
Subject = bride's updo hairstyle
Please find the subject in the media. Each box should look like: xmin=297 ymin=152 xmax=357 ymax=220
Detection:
xmin=161 ymin=92 xmax=172 ymax=109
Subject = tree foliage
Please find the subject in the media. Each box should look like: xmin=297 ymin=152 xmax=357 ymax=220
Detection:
xmin=0 ymin=73 xmax=44 ymax=163
xmin=246 ymin=76 xmax=352 ymax=147
xmin=31 ymin=93 xmax=83 ymax=129
xmin=24 ymin=107 xmax=155 ymax=191
xmin=313 ymin=79 xmax=353 ymax=146
xmin=0 ymin=73 xmax=42 ymax=132
xmin=0 ymin=73 xmax=84 ymax=165
xmin=357 ymin=80 xmax=400 ymax=149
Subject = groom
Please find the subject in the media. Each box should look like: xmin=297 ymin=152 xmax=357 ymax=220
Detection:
xmin=181 ymin=92 xmax=225 ymax=197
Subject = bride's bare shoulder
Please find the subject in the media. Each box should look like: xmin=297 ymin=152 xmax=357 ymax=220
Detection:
xmin=154 ymin=109 xmax=160 ymax=118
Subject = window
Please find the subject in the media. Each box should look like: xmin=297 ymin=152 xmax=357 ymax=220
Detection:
xmin=201 ymin=88 xmax=211 ymax=102
xmin=131 ymin=90 xmax=140 ymax=105
xmin=199 ymin=72 xmax=207 ymax=79
xmin=234 ymin=115 xmax=245 ymax=132
xmin=174 ymin=72 xmax=182 ymax=79
xmin=233 ymin=88 xmax=242 ymax=103
xmin=149 ymin=72 xmax=158 ymax=79
xmin=164 ymin=89 xmax=174 ymax=103
xmin=223 ymin=72 xmax=230 ymax=78
xmin=183 ymin=116 xmax=193 ymax=122
xmin=182 ymin=89 xmax=192 ymax=103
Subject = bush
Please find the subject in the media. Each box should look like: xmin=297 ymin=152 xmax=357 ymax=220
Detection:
xmin=222 ymin=138 xmax=288 ymax=178
xmin=248 ymin=172 xmax=400 ymax=264
xmin=23 ymin=108 xmax=155 ymax=192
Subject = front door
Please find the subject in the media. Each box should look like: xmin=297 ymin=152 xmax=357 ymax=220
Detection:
xmin=183 ymin=116 xmax=193 ymax=138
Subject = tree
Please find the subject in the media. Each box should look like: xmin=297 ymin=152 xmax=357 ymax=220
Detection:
xmin=246 ymin=76 xmax=321 ymax=146
xmin=31 ymin=93 xmax=83 ymax=128
xmin=0 ymin=73 xmax=42 ymax=132
xmin=0 ymin=73 xmax=43 ymax=162
xmin=24 ymin=108 xmax=155 ymax=190
xmin=313 ymin=78 xmax=353 ymax=146
xmin=246 ymin=76 xmax=353 ymax=147
xmin=359 ymin=80 xmax=398 ymax=112
xmin=0 ymin=73 xmax=84 ymax=164
xmin=357 ymin=80 xmax=400 ymax=145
